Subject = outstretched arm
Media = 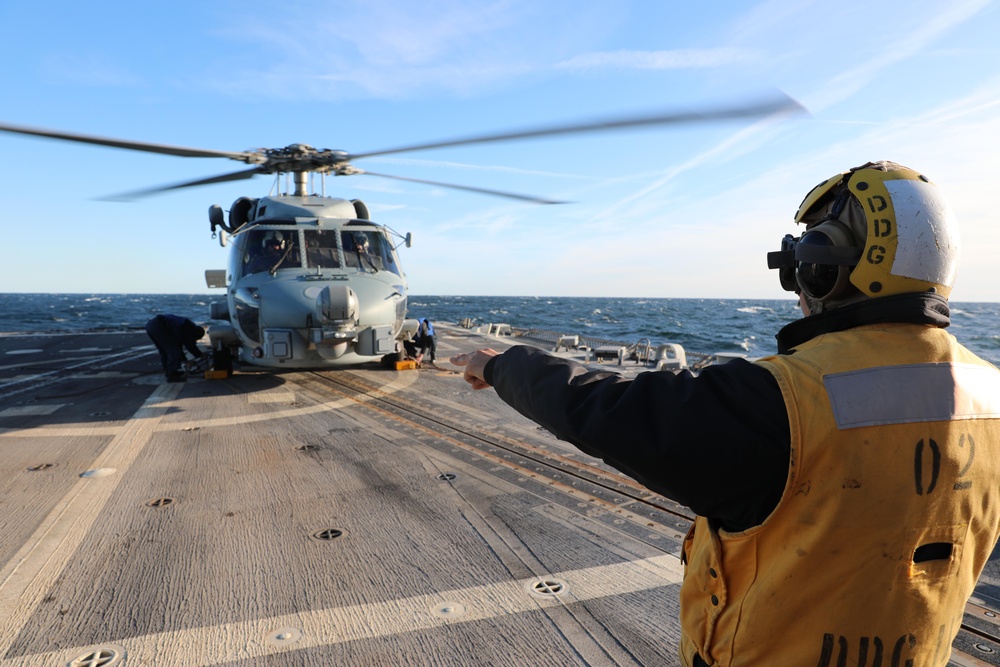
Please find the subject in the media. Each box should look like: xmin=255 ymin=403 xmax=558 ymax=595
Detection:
xmin=451 ymin=349 xmax=501 ymax=390
xmin=453 ymin=345 xmax=790 ymax=531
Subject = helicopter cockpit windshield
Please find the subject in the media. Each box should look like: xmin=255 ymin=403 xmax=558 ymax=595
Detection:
xmin=235 ymin=224 xmax=402 ymax=279
xmin=303 ymin=229 xmax=341 ymax=269
xmin=243 ymin=229 xmax=298 ymax=276
xmin=341 ymin=228 xmax=400 ymax=276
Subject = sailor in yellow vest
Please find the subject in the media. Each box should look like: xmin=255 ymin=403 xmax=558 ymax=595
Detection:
xmin=451 ymin=161 xmax=1000 ymax=666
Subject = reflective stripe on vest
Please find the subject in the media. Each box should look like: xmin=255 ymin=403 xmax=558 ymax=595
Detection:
xmin=825 ymin=362 xmax=1000 ymax=428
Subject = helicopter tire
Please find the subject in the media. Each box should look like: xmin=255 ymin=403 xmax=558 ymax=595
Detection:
xmin=380 ymin=351 xmax=404 ymax=369
xmin=213 ymin=347 xmax=234 ymax=378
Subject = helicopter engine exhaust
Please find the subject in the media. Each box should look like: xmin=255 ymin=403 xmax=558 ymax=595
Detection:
xmin=314 ymin=285 xmax=360 ymax=360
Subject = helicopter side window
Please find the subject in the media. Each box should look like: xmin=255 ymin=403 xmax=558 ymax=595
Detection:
xmin=304 ymin=230 xmax=341 ymax=269
xmin=372 ymin=232 xmax=401 ymax=276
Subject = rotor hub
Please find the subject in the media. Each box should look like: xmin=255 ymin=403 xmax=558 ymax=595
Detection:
xmin=252 ymin=145 xmax=352 ymax=174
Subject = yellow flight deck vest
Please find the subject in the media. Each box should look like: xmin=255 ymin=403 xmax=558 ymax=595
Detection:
xmin=679 ymin=323 xmax=1000 ymax=667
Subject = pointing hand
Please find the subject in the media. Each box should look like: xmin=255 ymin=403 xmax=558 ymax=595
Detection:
xmin=450 ymin=349 xmax=500 ymax=391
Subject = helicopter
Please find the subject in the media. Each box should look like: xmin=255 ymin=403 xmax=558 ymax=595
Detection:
xmin=0 ymin=94 xmax=803 ymax=372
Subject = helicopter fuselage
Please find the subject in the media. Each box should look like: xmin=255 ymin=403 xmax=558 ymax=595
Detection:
xmin=206 ymin=193 xmax=410 ymax=369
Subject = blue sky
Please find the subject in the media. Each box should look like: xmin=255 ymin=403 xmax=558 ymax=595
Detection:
xmin=0 ymin=0 xmax=998 ymax=301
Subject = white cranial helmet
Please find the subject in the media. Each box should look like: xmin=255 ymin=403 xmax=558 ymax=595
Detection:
xmin=768 ymin=161 xmax=960 ymax=307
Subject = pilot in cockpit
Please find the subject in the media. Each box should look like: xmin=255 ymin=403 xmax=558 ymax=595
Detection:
xmin=348 ymin=232 xmax=382 ymax=271
xmin=247 ymin=232 xmax=285 ymax=274
xmin=352 ymin=233 xmax=369 ymax=254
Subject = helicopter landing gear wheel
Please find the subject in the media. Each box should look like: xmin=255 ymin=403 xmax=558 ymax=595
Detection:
xmin=212 ymin=347 xmax=234 ymax=378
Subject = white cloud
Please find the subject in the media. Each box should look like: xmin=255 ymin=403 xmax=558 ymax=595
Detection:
xmin=555 ymin=48 xmax=763 ymax=72
xmin=798 ymin=0 xmax=993 ymax=112
xmin=202 ymin=0 xmax=574 ymax=100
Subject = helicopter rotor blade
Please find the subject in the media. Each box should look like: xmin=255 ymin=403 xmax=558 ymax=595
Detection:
xmin=0 ymin=121 xmax=257 ymax=161
xmin=102 ymin=167 xmax=266 ymax=201
xmin=0 ymin=91 xmax=806 ymax=202
xmin=358 ymin=170 xmax=569 ymax=205
xmin=348 ymin=93 xmax=805 ymax=160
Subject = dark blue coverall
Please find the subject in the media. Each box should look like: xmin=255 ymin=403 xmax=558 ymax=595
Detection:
xmin=145 ymin=314 xmax=205 ymax=381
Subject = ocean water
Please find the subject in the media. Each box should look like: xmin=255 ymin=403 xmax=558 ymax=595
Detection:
xmin=1 ymin=293 xmax=998 ymax=365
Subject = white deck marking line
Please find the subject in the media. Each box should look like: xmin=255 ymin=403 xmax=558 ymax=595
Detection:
xmin=0 ymin=371 xmax=418 ymax=437
xmin=155 ymin=398 xmax=359 ymax=430
xmin=0 ymin=382 xmax=184 ymax=656
xmin=247 ymin=391 xmax=298 ymax=403
xmin=150 ymin=370 xmax=420 ymax=431
xmin=0 ymin=425 xmax=125 ymax=438
xmin=0 ymin=404 xmax=367 ymax=437
xmin=0 ymin=350 xmax=150 ymax=398
xmin=2 ymin=554 xmax=683 ymax=666
xmin=0 ymin=404 xmax=64 ymax=417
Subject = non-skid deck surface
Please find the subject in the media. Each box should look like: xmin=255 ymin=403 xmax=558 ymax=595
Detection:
xmin=0 ymin=326 xmax=996 ymax=666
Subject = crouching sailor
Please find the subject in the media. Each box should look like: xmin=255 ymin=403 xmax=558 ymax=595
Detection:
xmin=145 ymin=313 xmax=206 ymax=382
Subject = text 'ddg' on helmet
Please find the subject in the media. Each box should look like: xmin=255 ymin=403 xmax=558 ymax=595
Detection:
xmin=767 ymin=161 xmax=961 ymax=303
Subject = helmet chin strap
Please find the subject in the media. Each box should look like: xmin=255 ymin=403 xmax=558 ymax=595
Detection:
xmin=803 ymin=291 xmax=868 ymax=316
xmin=802 ymin=292 xmax=822 ymax=315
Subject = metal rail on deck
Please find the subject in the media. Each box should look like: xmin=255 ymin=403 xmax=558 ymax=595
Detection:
xmin=302 ymin=369 xmax=696 ymax=533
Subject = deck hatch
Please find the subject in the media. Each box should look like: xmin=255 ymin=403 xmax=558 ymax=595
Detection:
xmin=528 ymin=579 xmax=567 ymax=598
xmin=67 ymin=645 xmax=126 ymax=667
xmin=311 ymin=528 xmax=344 ymax=541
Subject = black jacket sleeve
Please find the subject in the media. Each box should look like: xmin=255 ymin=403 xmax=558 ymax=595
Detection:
xmin=179 ymin=321 xmax=204 ymax=358
xmin=488 ymin=345 xmax=791 ymax=532
xmin=183 ymin=339 xmax=203 ymax=358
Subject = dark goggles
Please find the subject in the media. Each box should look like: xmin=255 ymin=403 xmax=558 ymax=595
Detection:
xmin=767 ymin=232 xmax=862 ymax=298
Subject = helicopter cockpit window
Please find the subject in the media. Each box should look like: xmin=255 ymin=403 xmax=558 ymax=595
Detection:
xmin=341 ymin=229 xmax=400 ymax=276
xmin=303 ymin=230 xmax=341 ymax=269
xmin=244 ymin=230 xmax=299 ymax=275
